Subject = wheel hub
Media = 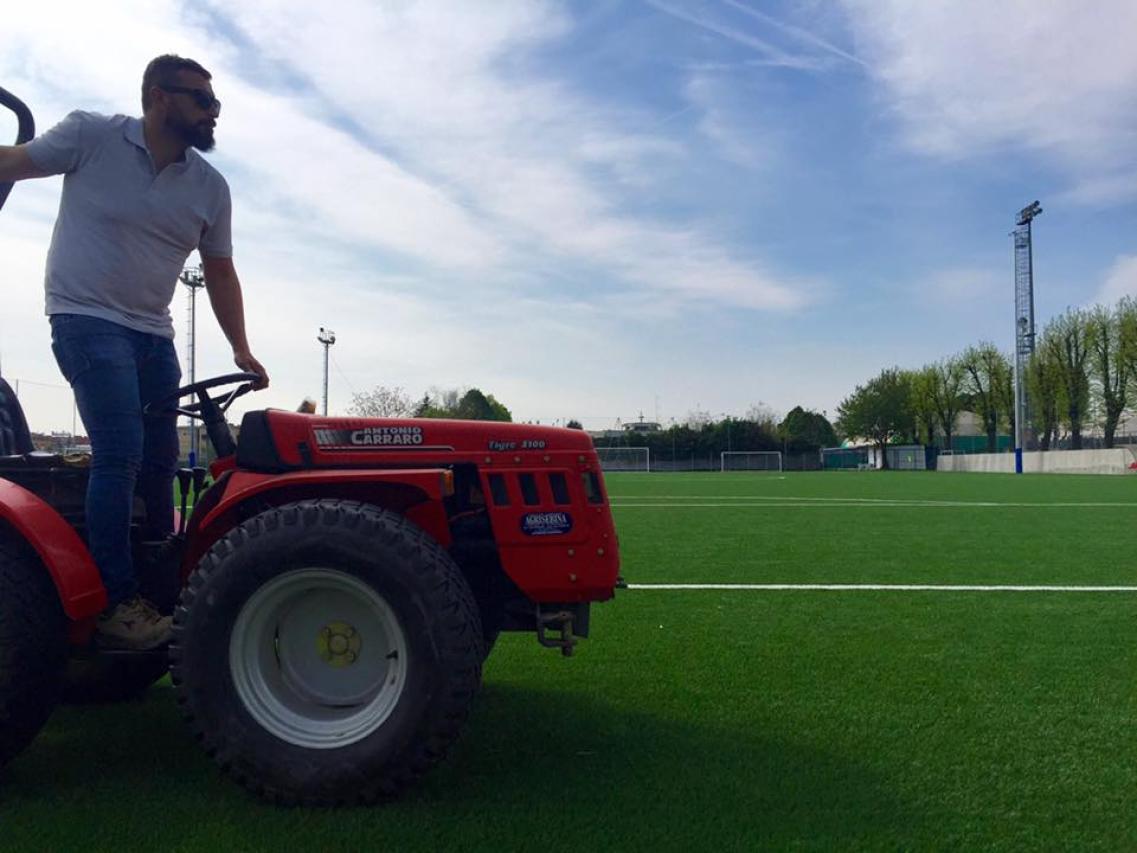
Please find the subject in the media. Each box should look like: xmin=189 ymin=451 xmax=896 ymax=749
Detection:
xmin=228 ymin=568 xmax=408 ymax=749
xmin=317 ymin=621 xmax=362 ymax=667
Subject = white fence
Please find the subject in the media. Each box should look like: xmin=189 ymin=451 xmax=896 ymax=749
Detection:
xmin=937 ymin=447 xmax=1137 ymax=475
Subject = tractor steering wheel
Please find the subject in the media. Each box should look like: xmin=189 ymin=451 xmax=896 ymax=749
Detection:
xmin=154 ymin=372 xmax=260 ymax=420
xmin=146 ymin=372 xmax=261 ymax=459
xmin=1 ymin=86 xmax=36 ymax=212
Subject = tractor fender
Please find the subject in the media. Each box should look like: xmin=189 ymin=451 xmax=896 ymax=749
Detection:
xmin=0 ymin=479 xmax=107 ymax=619
xmin=186 ymin=469 xmax=455 ymax=571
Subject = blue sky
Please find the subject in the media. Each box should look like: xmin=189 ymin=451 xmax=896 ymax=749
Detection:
xmin=2 ymin=0 xmax=1135 ymax=432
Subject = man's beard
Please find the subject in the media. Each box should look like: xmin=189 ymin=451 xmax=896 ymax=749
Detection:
xmin=167 ymin=113 xmax=215 ymax=152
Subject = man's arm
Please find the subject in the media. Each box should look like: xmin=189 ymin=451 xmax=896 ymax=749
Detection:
xmin=200 ymin=255 xmax=269 ymax=389
xmin=0 ymin=145 xmax=48 ymax=182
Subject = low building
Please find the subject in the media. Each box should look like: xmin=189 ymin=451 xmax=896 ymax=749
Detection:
xmin=622 ymin=418 xmax=661 ymax=434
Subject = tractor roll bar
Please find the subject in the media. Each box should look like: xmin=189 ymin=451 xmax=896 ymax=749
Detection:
xmin=0 ymin=85 xmax=35 ymax=212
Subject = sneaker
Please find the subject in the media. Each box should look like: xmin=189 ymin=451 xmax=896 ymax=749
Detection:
xmin=97 ymin=595 xmax=173 ymax=649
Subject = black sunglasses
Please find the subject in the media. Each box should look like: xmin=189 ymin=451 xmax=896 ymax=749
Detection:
xmin=161 ymin=85 xmax=221 ymax=114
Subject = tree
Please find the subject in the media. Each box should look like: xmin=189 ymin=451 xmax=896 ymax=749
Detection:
xmin=961 ymin=343 xmax=1011 ymax=452
xmin=1044 ymin=309 xmax=1092 ymax=449
xmin=411 ymin=393 xmax=437 ymax=418
xmin=1087 ymin=302 xmax=1132 ymax=448
xmin=437 ymin=388 xmax=462 ymax=414
xmin=684 ymin=409 xmax=713 ymax=430
xmin=348 ymin=385 xmax=412 ymax=418
xmin=1026 ymin=338 xmax=1063 ymax=451
xmin=454 ymin=388 xmax=512 ymax=422
xmin=994 ymin=353 xmax=1015 ymax=444
xmin=484 ymin=394 xmax=512 ymax=422
xmin=835 ymin=367 xmax=913 ymax=469
xmin=778 ymin=406 xmax=838 ymax=451
xmin=910 ymin=368 xmax=938 ymax=446
xmin=891 ymin=369 xmax=921 ymax=444
xmin=413 ymin=387 xmax=512 ymax=421
xmin=744 ymin=402 xmax=780 ymax=434
xmin=454 ymin=388 xmax=496 ymax=421
xmin=926 ymin=358 xmax=965 ymax=451
xmin=566 ymin=419 xmax=583 ymax=430
xmin=727 ymin=415 xmax=779 ymax=452
xmin=1120 ymin=296 xmax=1137 ymax=377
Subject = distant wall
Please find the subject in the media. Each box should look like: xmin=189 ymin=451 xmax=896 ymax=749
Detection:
xmin=937 ymin=447 xmax=1137 ymax=475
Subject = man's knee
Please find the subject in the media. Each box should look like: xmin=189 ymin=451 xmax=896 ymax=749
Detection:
xmin=91 ymin=446 xmax=144 ymax=479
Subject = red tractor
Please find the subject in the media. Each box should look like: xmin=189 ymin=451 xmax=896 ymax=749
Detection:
xmin=0 ymin=87 xmax=621 ymax=804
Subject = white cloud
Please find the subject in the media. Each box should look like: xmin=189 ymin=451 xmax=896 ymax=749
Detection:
xmin=0 ymin=0 xmax=828 ymax=434
xmin=217 ymin=84 xmax=506 ymax=272
xmin=916 ymin=267 xmax=1004 ymax=310
xmin=2 ymin=1 xmax=812 ymax=312
xmin=682 ymin=70 xmax=781 ymax=171
xmin=723 ymin=0 xmax=867 ymax=69
xmin=647 ymin=0 xmax=834 ymax=71
xmin=211 ymin=0 xmax=809 ymax=310
xmin=842 ymin=1 xmax=1137 ymax=203
xmin=1093 ymin=255 xmax=1137 ymax=305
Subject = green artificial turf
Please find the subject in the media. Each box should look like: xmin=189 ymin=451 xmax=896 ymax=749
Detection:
xmin=611 ymin=470 xmax=1137 ymax=586
xmin=2 ymin=471 xmax=1134 ymax=851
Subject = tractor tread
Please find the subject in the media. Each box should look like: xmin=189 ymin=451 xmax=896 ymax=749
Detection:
xmin=170 ymin=498 xmax=482 ymax=805
xmin=0 ymin=531 xmax=67 ymax=767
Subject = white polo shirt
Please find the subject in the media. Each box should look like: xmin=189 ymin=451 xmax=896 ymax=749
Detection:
xmin=27 ymin=111 xmax=232 ymax=339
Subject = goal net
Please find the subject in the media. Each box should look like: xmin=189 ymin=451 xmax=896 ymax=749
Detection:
xmin=720 ymin=451 xmax=782 ymax=472
xmin=596 ymin=446 xmax=651 ymax=472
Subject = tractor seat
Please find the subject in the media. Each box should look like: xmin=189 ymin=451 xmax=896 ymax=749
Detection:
xmin=0 ymin=377 xmax=34 ymax=456
xmin=0 ymin=451 xmax=70 ymax=469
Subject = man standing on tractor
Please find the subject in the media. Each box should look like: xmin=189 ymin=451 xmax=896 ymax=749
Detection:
xmin=0 ymin=55 xmax=268 ymax=648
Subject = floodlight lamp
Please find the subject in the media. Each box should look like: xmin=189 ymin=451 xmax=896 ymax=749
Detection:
xmin=318 ymin=327 xmax=336 ymax=346
xmin=179 ymin=265 xmax=205 ymax=287
xmin=1016 ymin=200 xmax=1043 ymax=226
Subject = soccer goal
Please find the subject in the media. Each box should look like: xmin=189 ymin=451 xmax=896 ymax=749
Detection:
xmin=596 ymin=446 xmax=651 ymax=472
xmin=720 ymin=451 xmax=782 ymax=472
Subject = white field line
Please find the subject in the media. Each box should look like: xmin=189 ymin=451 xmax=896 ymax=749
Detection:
xmin=627 ymin=583 xmax=1137 ymax=592
xmin=609 ymin=496 xmax=1137 ymax=508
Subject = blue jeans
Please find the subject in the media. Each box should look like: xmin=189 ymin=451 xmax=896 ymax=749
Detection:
xmin=50 ymin=314 xmax=181 ymax=607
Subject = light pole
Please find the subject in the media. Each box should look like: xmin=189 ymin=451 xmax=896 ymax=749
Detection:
xmin=318 ymin=327 xmax=336 ymax=415
xmin=179 ymin=264 xmax=206 ymax=465
xmin=1012 ymin=201 xmax=1042 ymax=475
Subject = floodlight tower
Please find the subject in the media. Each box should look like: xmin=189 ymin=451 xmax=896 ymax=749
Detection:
xmin=318 ymin=327 xmax=336 ymax=415
xmin=1012 ymin=200 xmax=1042 ymax=474
xmin=179 ymin=264 xmax=206 ymax=465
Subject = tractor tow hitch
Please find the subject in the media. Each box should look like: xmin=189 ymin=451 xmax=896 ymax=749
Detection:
xmin=536 ymin=607 xmax=580 ymax=657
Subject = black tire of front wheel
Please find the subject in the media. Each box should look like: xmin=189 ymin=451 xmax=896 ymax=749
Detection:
xmin=0 ymin=534 xmax=67 ymax=767
xmin=170 ymin=499 xmax=483 ymax=805
xmin=478 ymin=603 xmax=503 ymax=660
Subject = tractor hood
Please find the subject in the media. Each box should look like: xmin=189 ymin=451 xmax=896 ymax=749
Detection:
xmin=237 ymin=410 xmax=597 ymax=470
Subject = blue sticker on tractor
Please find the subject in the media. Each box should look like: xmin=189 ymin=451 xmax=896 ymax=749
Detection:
xmin=520 ymin=511 xmax=573 ymax=536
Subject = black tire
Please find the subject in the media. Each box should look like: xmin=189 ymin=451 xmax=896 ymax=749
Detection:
xmin=478 ymin=602 xmax=503 ymax=660
xmin=61 ymin=653 xmax=168 ymax=704
xmin=0 ymin=533 xmax=67 ymax=767
xmin=170 ymin=500 xmax=482 ymax=805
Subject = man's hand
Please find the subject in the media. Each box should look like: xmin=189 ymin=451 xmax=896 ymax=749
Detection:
xmin=234 ymin=349 xmax=269 ymax=390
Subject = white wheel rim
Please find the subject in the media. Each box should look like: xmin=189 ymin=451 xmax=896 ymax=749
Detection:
xmin=228 ymin=568 xmax=408 ymax=749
